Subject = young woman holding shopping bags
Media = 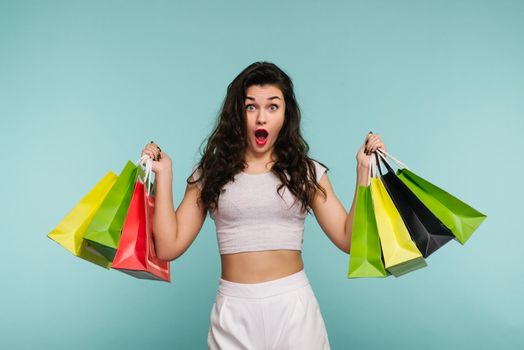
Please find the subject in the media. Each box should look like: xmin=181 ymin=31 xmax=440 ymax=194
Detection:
xmin=141 ymin=61 xmax=386 ymax=349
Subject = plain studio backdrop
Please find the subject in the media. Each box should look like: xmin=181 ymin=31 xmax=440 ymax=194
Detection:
xmin=1 ymin=0 xmax=522 ymax=349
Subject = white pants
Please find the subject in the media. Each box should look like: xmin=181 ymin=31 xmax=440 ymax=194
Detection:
xmin=207 ymin=269 xmax=331 ymax=350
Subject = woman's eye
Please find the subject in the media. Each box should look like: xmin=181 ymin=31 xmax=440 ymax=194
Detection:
xmin=245 ymin=104 xmax=255 ymax=111
xmin=269 ymin=104 xmax=278 ymax=111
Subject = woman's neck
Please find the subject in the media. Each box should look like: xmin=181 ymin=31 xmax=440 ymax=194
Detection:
xmin=244 ymin=153 xmax=277 ymax=172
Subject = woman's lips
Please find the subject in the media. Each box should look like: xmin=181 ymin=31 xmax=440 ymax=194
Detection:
xmin=254 ymin=128 xmax=269 ymax=146
xmin=255 ymin=136 xmax=268 ymax=146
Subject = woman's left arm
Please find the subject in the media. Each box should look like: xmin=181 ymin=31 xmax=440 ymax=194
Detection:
xmin=310 ymin=133 xmax=387 ymax=254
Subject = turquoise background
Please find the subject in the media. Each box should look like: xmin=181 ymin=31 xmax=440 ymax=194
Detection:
xmin=1 ymin=0 xmax=522 ymax=348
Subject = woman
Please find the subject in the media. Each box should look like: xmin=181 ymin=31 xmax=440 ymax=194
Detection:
xmin=141 ymin=62 xmax=386 ymax=349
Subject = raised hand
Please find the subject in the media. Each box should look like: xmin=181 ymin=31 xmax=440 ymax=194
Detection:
xmin=141 ymin=141 xmax=172 ymax=174
xmin=356 ymin=132 xmax=387 ymax=169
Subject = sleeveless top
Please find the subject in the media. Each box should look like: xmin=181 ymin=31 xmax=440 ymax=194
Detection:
xmin=190 ymin=160 xmax=328 ymax=255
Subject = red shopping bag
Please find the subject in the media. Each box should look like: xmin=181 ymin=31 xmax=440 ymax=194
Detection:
xmin=112 ymin=157 xmax=171 ymax=282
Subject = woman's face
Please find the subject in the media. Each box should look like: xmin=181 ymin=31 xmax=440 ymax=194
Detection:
xmin=243 ymin=84 xmax=286 ymax=160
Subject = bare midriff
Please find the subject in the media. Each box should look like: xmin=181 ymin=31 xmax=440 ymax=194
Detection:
xmin=220 ymin=249 xmax=304 ymax=283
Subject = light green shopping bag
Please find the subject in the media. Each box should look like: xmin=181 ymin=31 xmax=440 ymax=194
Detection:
xmin=379 ymin=150 xmax=487 ymax=244
xmin=83 ymin=160 xmax=138 ymax=262
xmin=348 ymin=156 xmax=388 ymax=278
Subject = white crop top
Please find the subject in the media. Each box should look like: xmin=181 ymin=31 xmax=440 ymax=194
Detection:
xmin=190 ymin=160 xmax=328 ymax=255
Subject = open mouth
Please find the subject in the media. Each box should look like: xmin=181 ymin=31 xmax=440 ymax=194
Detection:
xmin=254 ymin=128 xmax=269 ymax=145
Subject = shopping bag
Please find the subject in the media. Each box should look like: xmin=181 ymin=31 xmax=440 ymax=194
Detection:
xmin=83 ymin=160 xmax=139 ymax=262
xmin=378 ymin=149 xmax=486 ymax=245
xmin=370 ymin=157 xmax=427 ymax=277
xmin=112 ymin=156 xmax=171 ymax=282
xmin=376 ymin=153 xmax=454 ymax=258
xmin=47 ymin=171 xmax=117 ymax=268
xmin=348 ymin=156 xmax=388 ymax=278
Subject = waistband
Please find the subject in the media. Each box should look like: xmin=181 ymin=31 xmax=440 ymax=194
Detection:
xmin=218 ymin=269 xmax=310 ymax=299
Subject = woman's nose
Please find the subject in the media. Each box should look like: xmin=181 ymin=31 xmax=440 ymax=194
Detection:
xmin=256 ymin=111 xmax=267 ymax=124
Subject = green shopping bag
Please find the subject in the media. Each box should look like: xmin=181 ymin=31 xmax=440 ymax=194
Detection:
xmin=348 ymin=156 xmax=388 ymax=278
xmin=83 ymin=160 xmax=139 ymax=262
xmin=378 ymin=150 xmax=487 ymax=244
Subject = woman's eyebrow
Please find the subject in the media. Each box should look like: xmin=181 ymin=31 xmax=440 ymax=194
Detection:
xmin=245 ymin=96 xmax=281 ymax=101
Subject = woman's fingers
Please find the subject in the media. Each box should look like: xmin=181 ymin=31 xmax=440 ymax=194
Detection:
xmin=367 ymin=141 xmax=384 ymax=153
xmin=364 ymin=137 xmax=376 ymax=154
xmin=364 ymin=134 xmax=385 ymax=154
xmin=143 ymin=147 xmax=156 ymax=158
xmin=364 ymin=133 xmax=373 ymax=146
xmin=142 ymin=142 xmax=162 ymax=161
xmin=142 ymin=148 xmax=153 ymax=158
xmin=366 ymin=139 xmax=379 ymax=152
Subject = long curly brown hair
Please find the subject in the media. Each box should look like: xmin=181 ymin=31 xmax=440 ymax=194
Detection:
xmin=187 ymin=61 xmax=328 ymax=215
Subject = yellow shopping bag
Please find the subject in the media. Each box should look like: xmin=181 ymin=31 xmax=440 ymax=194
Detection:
xmin=370 ymin=177 xmax=427 ymax=277
xmin=47 ymin=172 xmax=117 ymax=268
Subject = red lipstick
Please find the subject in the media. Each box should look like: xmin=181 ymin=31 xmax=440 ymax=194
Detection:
xmin=254 ymin=128 xmax=269 ymax=146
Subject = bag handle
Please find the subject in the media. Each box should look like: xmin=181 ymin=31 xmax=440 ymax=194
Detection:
xmin=364 ymin=151 xmax=378 ymax=186
xmin=136 ymin=155 xmax=154 ymax=195
xmin=376 ymin=149 xmax=409 ymax=170
xmin=374 ymin=151 xmax=398 ymax=176
xmin=371 ymin=154 xmax=377 ymax=179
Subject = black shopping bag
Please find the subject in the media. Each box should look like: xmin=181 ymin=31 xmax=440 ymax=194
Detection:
xmin=375 ymin=153 xmax=454 ymax=258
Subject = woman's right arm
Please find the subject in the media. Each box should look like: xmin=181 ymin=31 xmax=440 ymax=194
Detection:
xmin=142 ymin=143 xmax=206 ymax=261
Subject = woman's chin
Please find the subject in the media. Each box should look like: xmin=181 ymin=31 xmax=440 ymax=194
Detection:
xmin=249 ymin=141 xmax=272 ymax=154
